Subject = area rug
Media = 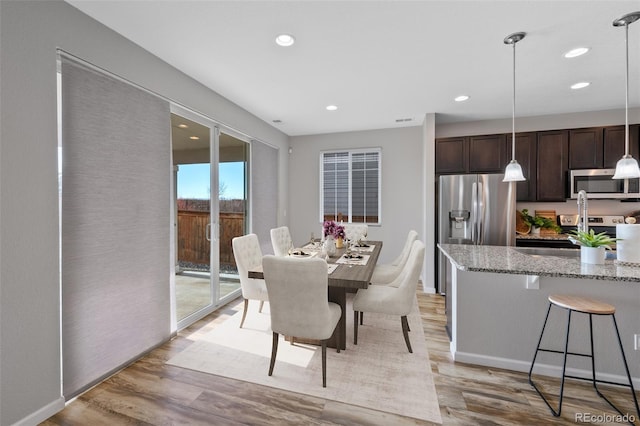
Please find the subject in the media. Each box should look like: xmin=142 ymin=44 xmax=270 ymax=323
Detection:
xmin=167 ymin=295 xmax=442 ymax=424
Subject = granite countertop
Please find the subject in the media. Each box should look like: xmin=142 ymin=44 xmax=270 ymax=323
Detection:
xmin=516 ymin=233 xmax=570 ymax=241
xmin=438 ymin=243 xmax=640 ymax=283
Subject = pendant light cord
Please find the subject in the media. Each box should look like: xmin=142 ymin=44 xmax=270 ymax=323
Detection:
xmin=512 ymin=42 xmax=516 ymax=160
xmin=625 ymin=23 xmax=630 ymax=156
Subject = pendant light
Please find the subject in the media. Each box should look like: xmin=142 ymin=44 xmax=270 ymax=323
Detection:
xmin=612 ymin=12 xmax=640 ymax=179
xmin=503 ymin=32 xmax=527 ymax=182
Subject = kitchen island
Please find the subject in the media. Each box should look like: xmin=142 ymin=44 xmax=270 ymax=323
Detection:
xmin=437 ymin=243 xmax=640 ymax=387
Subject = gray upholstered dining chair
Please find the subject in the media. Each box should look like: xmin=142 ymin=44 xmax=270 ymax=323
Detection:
xmin=232 ymin=234 xmax=269 ymax=328
xmin=353 ymin=240 xmax=425 ymax=353
xmin=270 ymin=226 xmax=293 ymax=257
xmin=370 ymin=230 xmax=418 ymax=286
xmin=262 ymin=255 xmax=341 ymax=387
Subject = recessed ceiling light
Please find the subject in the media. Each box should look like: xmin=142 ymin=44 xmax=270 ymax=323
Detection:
xmin=178 ymin=123 xmax=188 ymax=128
xmin=275 ymin=34 xmax=295 ymax=47
xmin=189 ymin=136 xmax=200 ymax=140
xmin=571 ymin=81 xmax=590 ymax=89
xmin=326 ymin=105 xmax=338 ymax=111
xmin=564 ymin=47 xmax=590 ymax=58
xmin=454 ymin=95 xmax=470 ymax=102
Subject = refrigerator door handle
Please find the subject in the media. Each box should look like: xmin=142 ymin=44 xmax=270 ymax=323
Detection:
xmin=477 ymin=181 xmax=484 ymax=244
xmin=471 ymin=181 xmax=477 ymax=243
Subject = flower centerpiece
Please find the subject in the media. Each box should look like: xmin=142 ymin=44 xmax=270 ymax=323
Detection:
xmin=323 ymin=220 xmax=346 ymax=249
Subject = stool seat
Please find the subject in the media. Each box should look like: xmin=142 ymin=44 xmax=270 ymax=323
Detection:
xmin=548 ymin=294 xmax=615 ymax=315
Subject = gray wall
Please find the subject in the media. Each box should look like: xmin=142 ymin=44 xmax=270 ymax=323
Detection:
xmin=288 ymin=126 xmax=430 ymax=286
xmin=436 ymin=107 xmax=640 ymax=138
xmin=0 ymin=1 xmax=288 ymax=424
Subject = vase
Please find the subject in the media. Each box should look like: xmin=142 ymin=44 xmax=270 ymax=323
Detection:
xmin=336 ymin=237 xmax=344 ymax=249
xmin=580 ymin=246 xmax=605 ymax=264
xmin=323 ymin=237 xmax=337 ymax=257
xmin=531 ymin=226 xmax=540 ymax=235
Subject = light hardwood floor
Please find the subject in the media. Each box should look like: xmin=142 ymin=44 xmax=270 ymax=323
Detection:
xmin=42 ymin=292 xmax=639 ymax=425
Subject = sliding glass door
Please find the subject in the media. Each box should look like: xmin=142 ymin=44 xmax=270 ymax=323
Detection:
xmin=171 ymin=108 xmax=246 ymax=328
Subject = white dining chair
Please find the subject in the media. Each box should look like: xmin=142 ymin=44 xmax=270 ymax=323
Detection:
xmin=343 ymin=223 xmax=368 ymax=242
xmin=262 ymin=255 xmax=341 ymax=387
xmin=232 ymin=234 xmax=269 ymax=328
xmin=270 ymin=226 xmax=293 ymax=257
xmin=370 ymin=230 xmax=418 ymax=286
xmin=353 ymin=240 xmax=425 ymax=353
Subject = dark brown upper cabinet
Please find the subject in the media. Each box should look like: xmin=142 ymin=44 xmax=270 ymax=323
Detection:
xmin=511 ymin=132 xmax=537 ymax=201
xmin=536 ymin=130 xmax=569 ymax=201
xmin=569 ymin=127 xmax=603 ymax=169
xmin=603 ymin=124 xmax=640 ymax=168
xmin=435 ymin=137 xmax=467 ymax=174
xmin=468 ymin=134 xmax=507 ymax=172
xmin=435 ymin=134 xmax=506 ymax=174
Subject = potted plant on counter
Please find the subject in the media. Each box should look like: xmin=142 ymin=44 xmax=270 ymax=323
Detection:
xmin=520 ymin=209 xmax=562 ymax=234
xmin=568 ymin=229 xmax=619 ymax=264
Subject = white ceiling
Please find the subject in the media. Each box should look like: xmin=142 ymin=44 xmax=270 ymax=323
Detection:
xmin=66 ymin=0 xmax=640 ymax=136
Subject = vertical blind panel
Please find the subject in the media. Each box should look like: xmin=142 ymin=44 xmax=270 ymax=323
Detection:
xmin=61 ymin=58 xmax=171 ymax=398
xmin=322 ymin=152 xmax=349 ymax=220
xmin=251 ymin=141 xmax=278 ymax=255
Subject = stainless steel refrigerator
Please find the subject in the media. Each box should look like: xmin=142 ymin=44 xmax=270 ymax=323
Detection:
xmin=437 ymin=174 xmax=515 ymax=335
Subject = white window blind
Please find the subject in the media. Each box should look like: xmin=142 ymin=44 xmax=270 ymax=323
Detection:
xmin=320 ymin=149 xmax=381 ymax=224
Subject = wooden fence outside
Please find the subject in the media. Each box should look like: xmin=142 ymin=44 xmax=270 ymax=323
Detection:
xmin=177 ymin=211 xmax=245 ymax=270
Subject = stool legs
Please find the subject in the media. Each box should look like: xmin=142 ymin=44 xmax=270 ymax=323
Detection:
xmin=529 ymin=302 xmax=640 ymax=423
xmin=529 ymin=302 xmax=572 ymax=416
xmin=591 ymin=314 xmax=640 ymax=420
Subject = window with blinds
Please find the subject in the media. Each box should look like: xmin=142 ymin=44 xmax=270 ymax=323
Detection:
xmin=320 ymin=149 xmax=381 ymax=224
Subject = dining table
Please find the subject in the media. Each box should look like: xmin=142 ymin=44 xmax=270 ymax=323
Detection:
xmin=248 ymin=240 xmax=383 ymax=350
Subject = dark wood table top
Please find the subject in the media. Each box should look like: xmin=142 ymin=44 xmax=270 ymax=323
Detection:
xmin=248 ymin=241 xmax=382 ymax=290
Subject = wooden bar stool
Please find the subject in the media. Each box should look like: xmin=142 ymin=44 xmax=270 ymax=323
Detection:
xmin=529 ymin=294 xmax=640 ymax=422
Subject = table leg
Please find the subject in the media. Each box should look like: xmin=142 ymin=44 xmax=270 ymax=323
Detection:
xmin=328 ymin=286 xmax=346 ymax=350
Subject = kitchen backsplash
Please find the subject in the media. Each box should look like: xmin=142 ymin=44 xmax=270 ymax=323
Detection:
xmin=517 ymin=199 xmax=640 ymax=218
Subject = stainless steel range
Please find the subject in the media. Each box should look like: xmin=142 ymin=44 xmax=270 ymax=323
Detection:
xmin=558 ymin=214 xmax=625 ymax=237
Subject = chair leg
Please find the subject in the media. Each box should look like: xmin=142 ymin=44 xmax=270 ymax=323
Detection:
xmin=258 ymin=300 xmax=264 ymax=313
xmin=354 ymin=310 xmax=359 ymax=345
xmin=268 ymin=332 xmax=278 ymax=376
xmin=239 ymin=299 xmax=249 ymax=328
xmin=321 ymin=340 xmax=327 ymax=388
xmin=336 ymin=319 xmax=341 ymax=354
xmin=360 ymin=311 xmax=363 ymax=325
xmin=401 ymin=315 xmax=413 ymax=353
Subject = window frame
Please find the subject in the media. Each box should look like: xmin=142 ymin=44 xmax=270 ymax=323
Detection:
xmin=319 ymin=147 xmax=382 ymax=225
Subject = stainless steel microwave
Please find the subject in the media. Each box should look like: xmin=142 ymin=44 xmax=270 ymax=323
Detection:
xmin=570 ymin=169 xmax=640 ymax=199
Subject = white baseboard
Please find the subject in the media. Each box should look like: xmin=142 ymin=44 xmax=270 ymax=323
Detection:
xmin=454 ymin=351 xmax=640 ymax=388
xmin=420 ymin=280 xmax=436 ymax=294
xmin=11 ymin=396 xmax=65 ymax=426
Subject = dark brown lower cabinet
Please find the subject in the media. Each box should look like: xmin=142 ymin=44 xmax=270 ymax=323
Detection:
xmin=536 ymin=130 xmax=568 ymax=201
